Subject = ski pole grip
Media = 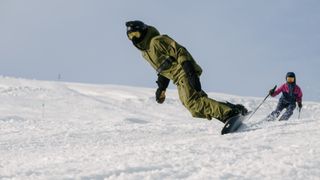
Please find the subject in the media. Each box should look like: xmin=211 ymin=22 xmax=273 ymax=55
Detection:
xmin=272 ymin=85 xmax=277 ymax=92
xmin=268 ymin=85 xmax=277 ymax=97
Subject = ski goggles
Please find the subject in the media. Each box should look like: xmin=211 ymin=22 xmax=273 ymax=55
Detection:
xmin=127 ymin=31 xmax=141 ymax=40
xmin=287 ymin=77 xmax=295 ymax=83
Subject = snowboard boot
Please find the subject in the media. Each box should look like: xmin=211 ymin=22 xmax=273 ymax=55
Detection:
xmin=221 ymin=108 xmax=241 ymax=123
xmin=235 ymin=104 xmax=249 ymax=116
xmin=224 ymin=102 xmax=248 ymax=115
xmin=221 ymin=102 xmax=249 ymax=123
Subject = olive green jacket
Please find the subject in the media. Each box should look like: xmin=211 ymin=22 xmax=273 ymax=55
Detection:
xmin=135 ymin=26 xmax=202 ymax=84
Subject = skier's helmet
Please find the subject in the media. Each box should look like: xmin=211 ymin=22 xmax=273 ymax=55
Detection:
xmin=286 ymin=72 xmax=296 ymax=84
xmin=125 ymin=20 xmax=148 ymax=43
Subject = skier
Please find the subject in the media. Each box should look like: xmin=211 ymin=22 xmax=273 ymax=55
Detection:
xmin=266 ymin=72 xmax=303 ymax=121
xmin=125 ymin=20 xmax=248 ymax=124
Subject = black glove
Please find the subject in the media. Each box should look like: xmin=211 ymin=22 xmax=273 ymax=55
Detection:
xmin=182 ymin=61 xmax=202 ymax=92
xmin=269 ymin=85 xmax=277 ymax=96
xmin=156 ymin=88 xmax=166 ymax=104
xmin=269 ymin=88 xmax=275 ymax=95
xmin=298 ymin=102 xmax=302 ymax=109
xmin=155 ymin=75 xmax=170 ymax=104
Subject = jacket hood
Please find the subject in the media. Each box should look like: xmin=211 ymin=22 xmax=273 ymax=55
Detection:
xmin=133 ymin=26 xmax=160 ymax=50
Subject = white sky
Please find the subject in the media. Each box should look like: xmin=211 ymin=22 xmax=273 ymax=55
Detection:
xmin=1 ymin=0 xmax=319 ymax=101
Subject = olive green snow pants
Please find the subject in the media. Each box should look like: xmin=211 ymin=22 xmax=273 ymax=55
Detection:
xmin=177 ymin=76 xmax=232 ymax=122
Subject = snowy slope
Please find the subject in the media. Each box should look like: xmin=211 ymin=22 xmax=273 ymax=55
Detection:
xmin=0 ymin=77 xmax=319 ymax=180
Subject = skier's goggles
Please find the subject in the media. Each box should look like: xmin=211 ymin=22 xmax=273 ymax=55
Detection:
xmin=287 ymin=77 xmax=295 ymax=83
xmin=127 ymin=31 xmax=141 ymax=40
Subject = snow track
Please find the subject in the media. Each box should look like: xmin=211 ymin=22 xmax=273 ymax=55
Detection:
xmin=0 ymin=77 xmax=319 ymax=180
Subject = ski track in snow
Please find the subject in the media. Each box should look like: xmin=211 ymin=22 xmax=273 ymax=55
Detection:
xmin=0 ymin=77 xmax=319 ymax=180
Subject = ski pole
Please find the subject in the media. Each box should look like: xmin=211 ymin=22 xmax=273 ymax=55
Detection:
xmin=247 ymin=85 xmax=277 ymax=121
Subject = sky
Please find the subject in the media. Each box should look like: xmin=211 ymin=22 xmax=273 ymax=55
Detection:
xmin=1 ymin=0 xmax=320 ymax=101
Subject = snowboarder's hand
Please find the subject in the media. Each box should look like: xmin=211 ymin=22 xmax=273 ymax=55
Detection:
xmin=156 ymin=88 xmax=166 ymax=104
xmin=298 ymin=102 xmax=302 ymax=109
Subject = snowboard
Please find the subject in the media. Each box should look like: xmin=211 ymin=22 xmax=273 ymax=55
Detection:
xmin=221 ymin=113 xmax=250 ymax=135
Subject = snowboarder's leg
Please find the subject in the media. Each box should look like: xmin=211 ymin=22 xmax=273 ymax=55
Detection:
xmin=279 ymin=103 xmax=296 ymax=121
xmin=176 ymin=77 xmax=243 ymax=123
xmin=266 ymin=100 xmax=286 ymax=121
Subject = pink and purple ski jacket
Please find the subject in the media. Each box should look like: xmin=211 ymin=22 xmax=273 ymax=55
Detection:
xmin=271 ymin=83 xmax=303 ymax=103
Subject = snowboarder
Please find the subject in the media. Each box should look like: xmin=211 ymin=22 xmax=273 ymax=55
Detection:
xmin=266 ymin=72 xmax=303 ymax=121
xmin=125 ymin=20 xmax=248 ymax=123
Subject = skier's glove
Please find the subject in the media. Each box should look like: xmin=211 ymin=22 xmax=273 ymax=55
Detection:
xmin=156 ymin=88 xmax=166 ymax=104
xmin=298 ymin=102 xmax=302 ymax=109
xmin=269 ymin=85 xmax=277 ymax=96
xmin=269 ymin=88 xmax=275 ymax=96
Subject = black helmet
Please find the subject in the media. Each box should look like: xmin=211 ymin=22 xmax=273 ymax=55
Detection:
xmin=286 ymin=72 xmax=296 ymax=83
xmin=286 ymin=72 xmax=295 ymax=78
xmin=125 ymin=20 xmax=148 ymax=43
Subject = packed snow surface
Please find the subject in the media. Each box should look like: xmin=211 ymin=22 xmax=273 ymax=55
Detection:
xmin=0 ymin=77 xmax=319 ymax=180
